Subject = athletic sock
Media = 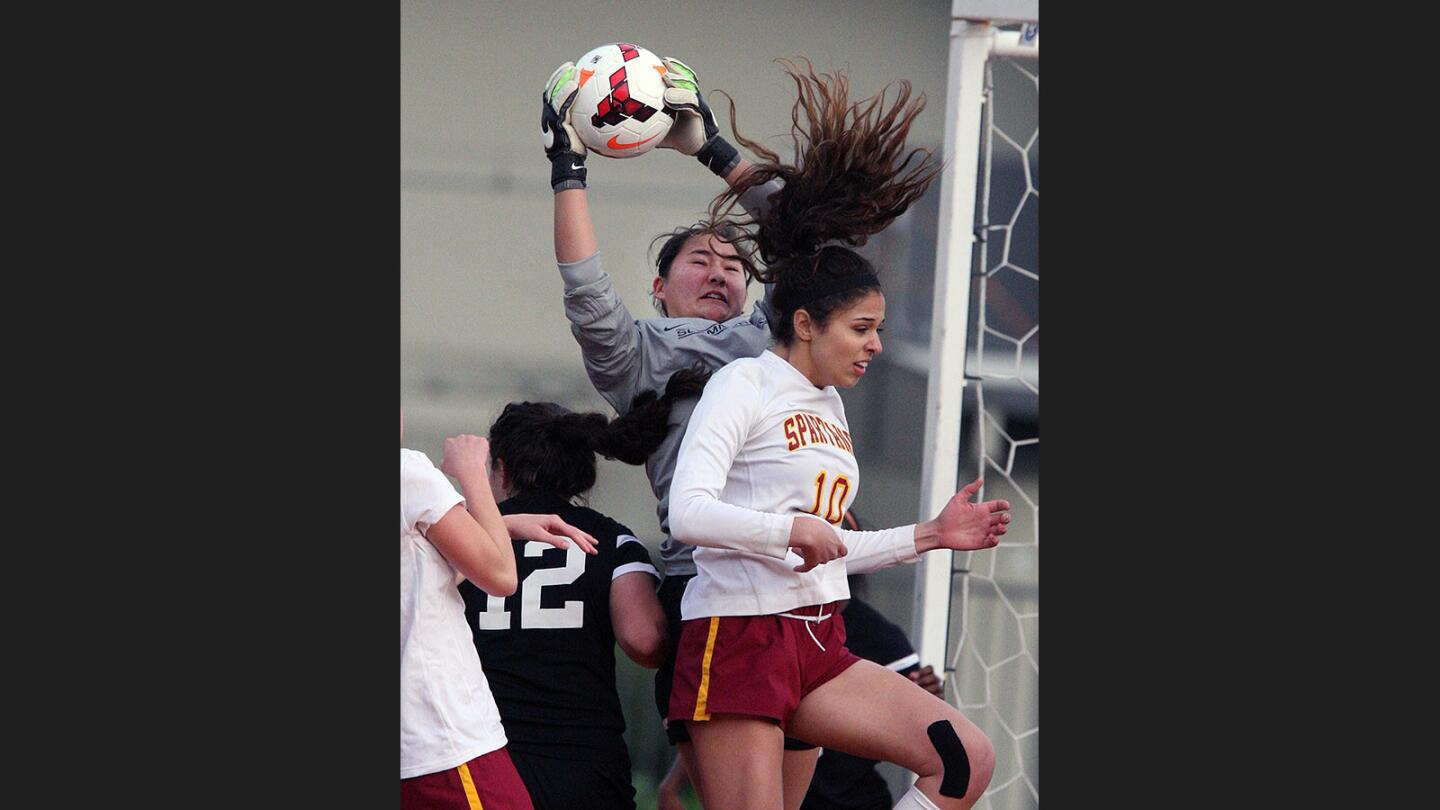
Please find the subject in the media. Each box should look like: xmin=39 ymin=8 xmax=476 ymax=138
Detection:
xmin=892 ymin=783 xmax=944 ymax=810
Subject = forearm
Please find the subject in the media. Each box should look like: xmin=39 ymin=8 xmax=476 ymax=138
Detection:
xmin=455 ymin=475 xmax=515 ymax=579
xmin=669 ymin=492 xmax=793 ymax=559
xmin=611 ymin=572 xmax=667 ymax=668
xmin=426 ymin=504 xmax=515 ymax=596
xmin=554 ymin=188 xmax=598 ymax=263
xmin=841 ymin=524 xmax=922 ymax=574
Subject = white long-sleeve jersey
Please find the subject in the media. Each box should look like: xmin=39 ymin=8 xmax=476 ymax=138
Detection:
xmin=668 ymin=350 xmax=921 ymax=619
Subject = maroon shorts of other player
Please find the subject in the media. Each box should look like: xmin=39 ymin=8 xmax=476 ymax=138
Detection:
xmin=400 ymin=746 xmax=535 ymax=810
xmin=667 ymin=603 xmax=860 ymax=732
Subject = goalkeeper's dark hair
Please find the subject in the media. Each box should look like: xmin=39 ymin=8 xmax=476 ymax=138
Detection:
xmin=706 ymin=57 xmax=940 ymax=343
xmin=648 ymin=221 xmax=759 ymax=316
xmin=488 ymin=367 xmax=712 ymax=501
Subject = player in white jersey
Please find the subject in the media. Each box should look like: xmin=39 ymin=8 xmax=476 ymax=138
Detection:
xmin=401 ymin=414 xmax=599 ymax=809
xmin=664 ymin=61 xmax=1012 ymax=810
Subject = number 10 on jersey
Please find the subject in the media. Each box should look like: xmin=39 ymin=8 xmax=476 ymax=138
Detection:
xmin=806 ymin=470 xmax=851 ymax=525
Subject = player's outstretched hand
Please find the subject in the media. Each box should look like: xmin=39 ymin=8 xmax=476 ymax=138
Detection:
xmin=908 ymin=664 xmax=945 ymax=699
xmin=658 ymin=57 xmax=740 ymax=176
xmin=788 ymin=514 xmax=848 ymax=573
xmin=542 ymin=62 xmax=588 ymax=192
xmin=503 ymin=513 xmax=599 ymax=555
xmin=933 ymin=477 xmax=1010 ymax=551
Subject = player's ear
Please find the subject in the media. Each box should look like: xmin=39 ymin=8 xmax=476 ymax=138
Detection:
xmin=488 ymin=456 xmax=510 ymax=498
xmin=793 ymin=308 xmax=815 ymax=342
xmin=651 ymin=276 xmax=667 ymax=311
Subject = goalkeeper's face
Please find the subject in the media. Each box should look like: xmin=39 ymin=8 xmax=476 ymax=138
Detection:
xmin=652 ymin=235 xmax=748 ymax=322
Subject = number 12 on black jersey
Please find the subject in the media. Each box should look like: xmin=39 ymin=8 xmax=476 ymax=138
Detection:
xmin=473 ymin=541 xmax=587 ymax=630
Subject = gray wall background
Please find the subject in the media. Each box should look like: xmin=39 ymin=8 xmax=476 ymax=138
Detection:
xmin=401 ymin=2 xmax=1037 ymax=807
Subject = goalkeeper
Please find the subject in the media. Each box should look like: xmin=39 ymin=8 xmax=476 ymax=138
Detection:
xmin=540 ymin=56 xmax=824 ymax=807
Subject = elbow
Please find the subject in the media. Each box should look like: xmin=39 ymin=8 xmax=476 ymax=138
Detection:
xmin=485 ymin=570 xmax=518 ymax=598
xmin=617 ymin=624 xmax=667 ymax=669
xmin=668 ymin=501 xmax=699 ymax=545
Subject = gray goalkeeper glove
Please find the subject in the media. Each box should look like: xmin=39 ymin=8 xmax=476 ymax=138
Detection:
xmin=541 ymin=62 xmax=588 ymax=192
xmin=658 ymin=57 xmax=741 ymax=178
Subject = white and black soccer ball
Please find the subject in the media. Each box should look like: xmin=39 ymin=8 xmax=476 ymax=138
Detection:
xmin=569 ymin=42 xmax=673 ymax=159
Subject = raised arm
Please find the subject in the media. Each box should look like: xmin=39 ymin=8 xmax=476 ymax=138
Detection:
xmin=542 ymin=63 xmax=640 ymax=410
xmin=543 ymin=63 xmax=597 ymax=262
xmin=429 ymin=435 xmax=517 ymax=597
xmin=658 ymin=58 xmax=781 ymax=316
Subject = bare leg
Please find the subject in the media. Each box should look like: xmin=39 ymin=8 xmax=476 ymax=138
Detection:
xmin=686 ymin=714 xmax=786 ymax=810
xmin=781 ymin=746 xmax=821 ymax=810
xmin=789 ymin=660 xmax=995 ymax=809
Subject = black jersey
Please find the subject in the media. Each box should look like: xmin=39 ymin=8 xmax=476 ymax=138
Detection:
xmin=802 ymin=598 xmax=922 ymax=810
xmin=460 ymin=491 xmax=659 ymax=759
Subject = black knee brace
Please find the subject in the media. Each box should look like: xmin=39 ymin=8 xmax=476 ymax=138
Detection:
xmin=927 ymin=720 xmax=970 ymax=799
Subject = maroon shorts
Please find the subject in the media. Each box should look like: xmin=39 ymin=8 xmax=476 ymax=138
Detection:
xmin=667 ymin=604 xmax=860 ymax=733
xmin=400 ymin=746 xmax=535 ymax=810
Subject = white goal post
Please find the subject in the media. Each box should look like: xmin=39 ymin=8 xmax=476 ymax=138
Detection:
xmin=910 ymin=1 xmax=1038 ymax=804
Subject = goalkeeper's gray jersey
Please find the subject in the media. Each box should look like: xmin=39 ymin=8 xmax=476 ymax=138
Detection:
xmin=558 ymin=180 xmax=780 ymax=578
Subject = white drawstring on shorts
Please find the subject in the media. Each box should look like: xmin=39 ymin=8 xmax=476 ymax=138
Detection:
xmin=777 ymin=608 xmax=833 ymax=651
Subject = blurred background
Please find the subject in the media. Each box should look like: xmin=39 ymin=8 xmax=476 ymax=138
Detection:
xmin=402 ymin=1 xmax=1037 ymax=806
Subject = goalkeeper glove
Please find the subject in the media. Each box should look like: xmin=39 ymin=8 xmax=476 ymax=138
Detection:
xmin=541 ymin=62 xmax=588 ymax=192
xmin=658 ymin=57 xmax=740 ymax=178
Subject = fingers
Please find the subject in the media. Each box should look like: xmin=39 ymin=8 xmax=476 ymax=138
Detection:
xmin=505 ymin=515 xmax=599 ymax=554
xmin=662 ymin=86 xmax=700 ymax=111
xmin=790 ymin=546 xmax=847 ymax=572
xmin=957 ymin=477 xmax=983 ymax=501
xmin=534 ymin=531 xmax=598 ymax=555
xmin=909 ymin=665 xmax=944 ymax=697
xmin=660 ymin=56 xmax=699 ymax=91
xmin=544 ymin=62 xmax=575 ymax=100
xmin=984 ymin=498 xmax=1011 ymax=513
xmin=540 ymin=518 xmax=599 ymax=555
xmin=565 ymin=529 xmax=599 ymax=555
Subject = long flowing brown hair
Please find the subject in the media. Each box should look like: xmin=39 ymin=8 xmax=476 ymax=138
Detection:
xmin=709 ymin=57 xmax=942 ymax=281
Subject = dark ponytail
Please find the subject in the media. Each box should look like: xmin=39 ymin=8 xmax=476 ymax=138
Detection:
xmin=489 ymin=368 xmax=712 ymax=500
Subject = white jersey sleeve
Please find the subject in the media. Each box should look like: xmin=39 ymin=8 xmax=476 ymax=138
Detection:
xmin=401 ymin=450 xmax=464 ymax=536
xmin=836 ymin=525 xmax=921 ymax=574
xmin=667 ymin=361 xmax=793 ymax=560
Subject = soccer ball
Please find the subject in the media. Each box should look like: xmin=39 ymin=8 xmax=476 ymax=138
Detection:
xmin=569 ymin=42 xmax=673 ymax=159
